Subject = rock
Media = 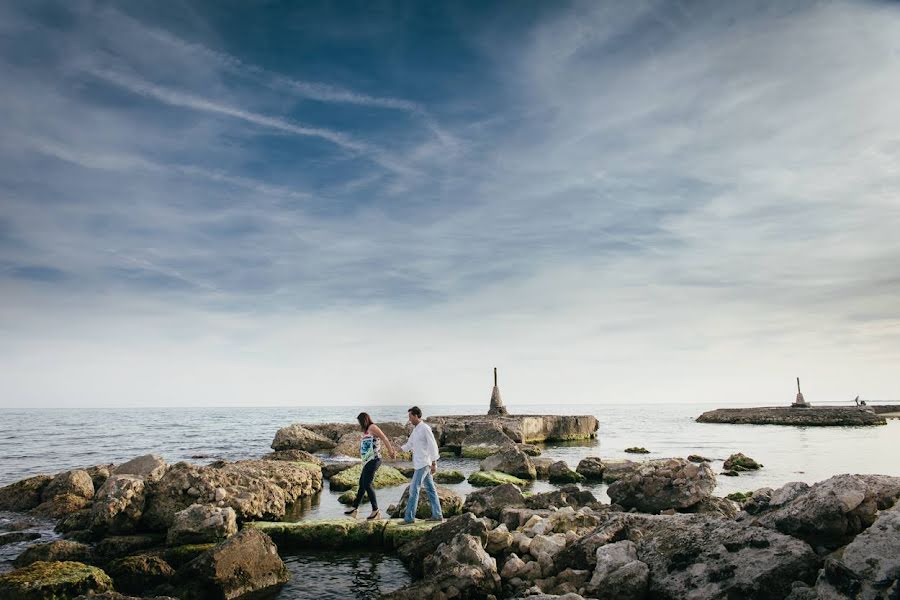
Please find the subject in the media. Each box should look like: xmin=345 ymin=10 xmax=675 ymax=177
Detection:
xmin=600 ymin=459 xmax=637 ymax=483
xmin=321 ymin=460 xmax=360 ymax=479
xmin=162 ymin=544 xmax=216 ymax=569
xmin=686 ymin=496 xmax=739 ymax=519
xmin=331 ymin=431 xmax=364 ymax=458
xmin=13 ymin=540 xmax=93 ymax=568
xmin=2 ymin=517 xmax=40 ymax=531
xmin=726 ymin=491 xmax=754 ymax=503
xmin=389 ymin=484 xmax=464 ymax=519
xmin=518 ymin=444 xmax=543 ymax=456
xmin=486 ymin=525 xmax=513 ymax=554
xmin=262 ymin=449 xmax=324 ymax=466
xmin=741 ymin=481 xmax=810 ymax=516
xmin=624 ymin=447 xmax=650 ymax=454
xmin=0 ymin=561 xmax=113 ymax=598
xmin=721 ymin=469 xmax=740 ymax=477
xmin=607 ymin=458 xmax=716 ymax=513
xmin=91 ymin=475 xmax=146 ymax=534
xmin=143 ymin=459 xmax=322 ymax=529
xmin=113 ymin=454 xmax=168 ymax=483
xmin=93 ymin=534 xmax=166 ymax=564
xmin=480 ymin=447 xmax=537 ymax=479
xmin=301 ymin=422 xmax=358 ymax=441
xmin=0 ymin=531 xmax=40 ymax=546
xmin=328 ymin=463 xmax=407 ymax=492
xmin=585 ymin=540 xmax=649 ymax=600
xmin=724 ymin=453 xmax=762 ymax=471
xmin=501 ymin=552 xmax=526 ymax=579
xmin=178 ymin=529 xmax=289 ymax=599
xmin=396 ymin=513 xmax=490 ymax=577
xmin=468 ymin=470 xmax=527 ymax=487
xmin=166 ymin=504 xmax=238 ymax=545
xmin=271 ymin=423 xmax=336 ymax=452
xmin=0 ymin=475 xmax=52 ymax=511
xmin=697 ymin=406 xmax=887 ymax=426
xmin=687 ymin=454 xmax=711 ymax=463
xmin=463 ymin=483 xmax=526 ymax=520
xmin=460 ymin=424 xmax=516 ymax=458
xmin=532 ymin=457 xmax=554 ymax=479
xmin=633 ymin=513 xmax=821 ymax=599
xmin=385 ymin=533 xmax=500 ymax=600
xmin=42 ymin=470 xmax=94 ymax=503
xmin=538 ymin=567 xmax=592 ymax=595
xmin=85 ymin=464 xmax=115 ymax=490
xmin=524 ymin=486 xmax=598 ymax=511
xmin=106 ymin=555 xmax=175 ymax=594
xmin=813 ymin=502 xmax=900 ymax=599
xmin=74 ymin=594 xmax=177 ymax=600
xmin=433 ymin=470 xmax=465 ymax=484
xmin=548 ymin=461 xmax=584 ymax=484
xmin=576 ymin=457 xmax=604 ymax=481
xmin=32 ymin=493 xmax=92 ymax=519
xmin=752 ymin=474 xmax=900 ymax=551
xmin=553 ymin=514 xmax=633 ymax=572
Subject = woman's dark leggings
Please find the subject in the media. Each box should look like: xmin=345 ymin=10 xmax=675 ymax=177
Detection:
xmin=353 ymin=458 xmax=381 ymax=510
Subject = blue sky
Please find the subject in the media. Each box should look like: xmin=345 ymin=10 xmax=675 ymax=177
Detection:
xmin=1 ymin=0 xmax=899 ymax=407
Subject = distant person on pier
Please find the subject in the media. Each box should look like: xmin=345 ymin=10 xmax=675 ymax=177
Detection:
xmin=345 ymin=412 xmax=396 ymax=520
xmin=401 ymin=406 xmax=444 ymax=524
xmin=854 ymin=395 xmax=860 ymax=407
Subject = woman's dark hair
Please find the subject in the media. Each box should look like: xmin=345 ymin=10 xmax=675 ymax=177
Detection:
xmin=407 ymin=406 xmax=422 ymax=418
xmin=357 ymin=412 xmax=374 ymax=432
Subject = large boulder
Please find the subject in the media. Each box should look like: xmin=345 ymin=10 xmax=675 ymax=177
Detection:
xmin=389 ymin=484 xmax=464 ymax=519
xmin=113 ymin=455 xmax=168 ymax=483
xmin=166 ymin=504 xmax=237 ymax=545
xmin=0 ymin=475 xmax=52 ymax=511
xmin=548 ymin=461 xmax=584 ymax=484
xmin=0 ymin=561 xmax=113 ymax=599
xmin=460 ymin=424 xmax=516 ymax=458
xmin=532 ymin=457 xmax=555 ymax=479
xmin=433 ymin=470 xmax=465 ymax=484
xmin=385 ymin=533 xmax=500 ymax=600
xmin=814 ymin=501 xmax=900 ymax=598
xmin=331 ymin=431 xmax=364 ymax=459
xmin=142 ymin=460 xmax=322 ymax=530
xmin=468 ymin=471 xmax=527 ymax=487
xmin=270 ymin=423 xmax=335 ymax=452
xmin=85 ymin=464 xmax=115 ymax=491
xmin=576 ymin=457 xmax=604 ymax=481
xmin=607 ymin=458 xmax=715 ymax=513
xmin=751 ymin=474 xmax=900 ymax=551
xmin=328 ymin=463 xmax=407 ymax=492
xmin=262 ymin=449 xmax=324 ymax=466
xmin=32 ymin=493 xmax=92 ymax=519
xmin=13 ymin=540 xmax=94 ymax=568
xmin=584 ymin=540 xmax=649 ymax=600
xmin=42 ymin=470 xmax=94 ymax=503
xmin=397 ymin=512 xmax=490 ymax=577
xmin=601 ymin=459 xmax=638 ymax=483
xmin=177 ymin=528 xmax=289 ymax=599
xmin=106 ymin=555 xmax=175 ymax=595
xmin=480 ymin=448 xmax=537 ymax=480
xmin=463 ymin=483 xmax=526 ymax=520
xmin=632 ymin=513 xmax=821 ymax=600
xmin=525 ymin=486 xmax=599 ymax=511
xmin=91 ymin=475 xmax=147 ymax=534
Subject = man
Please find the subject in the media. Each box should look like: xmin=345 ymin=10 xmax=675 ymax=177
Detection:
xmin=400 ymin=406 xmax=443 ymax=523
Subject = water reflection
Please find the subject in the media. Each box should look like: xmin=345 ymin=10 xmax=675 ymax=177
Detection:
xmin=278 ymin=551 xmax=410 ymax=600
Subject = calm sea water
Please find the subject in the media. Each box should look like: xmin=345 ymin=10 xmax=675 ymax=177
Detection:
xmin=1 ymin=402 xmax=898 ymax=597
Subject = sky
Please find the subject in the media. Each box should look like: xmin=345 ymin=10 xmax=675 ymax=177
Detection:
xmin=1 ymin=0 xmax=899 ymax=408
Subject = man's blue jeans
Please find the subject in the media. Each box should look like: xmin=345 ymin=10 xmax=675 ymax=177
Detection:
xmin=404 ymin=466 xmax=443 ymax=523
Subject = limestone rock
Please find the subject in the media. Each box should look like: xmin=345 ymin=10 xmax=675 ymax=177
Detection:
xmin=42 ymin=470 xmax=94 ymax=503
xmin=524 ymin=486 xmax=599 ymax=511
xmin=532 ymin=457 xmax=554 ymax=479
xmin=433 ymin=470 xmax=465 ymax=484
xmin=106 ymin=555 xmax=174 ymax=595
xmin=463 ymin=483 xmax=526 ymax=520
xmin=607 ymin=458 xmax=715 ymax=513
xmin=752 ymin=474 xmax=900 ymax=550
xmin=480 ymin=447 xmax=537 ymax=480
xmin=93 ymin=534 xmax=165 ymax=564
xmin=576 ymin=457 xmax=604 ymax=481
xmin=32 ymin=493 xmax=92 ymax=519
xmin=585 ymin=540 xmax=649 ymax=600
xmin=548 ymin=461 xmax=584 ymax=484
xmin=85 ymin=464 xmax=115 ymax=491
xmin=262 ymin=449 xmax=324 ymax=466
xmin=91 ymin=475 xmax=146 ymax=534
xmin=321 ymin=460 xmax=360 ymax=479
xmin=13 ymin=540 xmax=93 ymax=568
xmin=166 ymin=504 xmax=237 ymax=545
xmin=468 ymin=470 xmax=527 ymax=487
xmin=724 ymin=452 xmax=762 ymax=471
xmin=0 ymin=561 xmax=113 ymax=598
xmin=328 ymin=463 xmax=407 ymax=492
xmin=178 ymin=528 xmax=289 ymax=599
xmin=390 ymin=484 xmax=463 ymax=519
xmin=397 ymin=512 xmax=490 ymax=577
xmin=600 ymin=459 xmax=637 ymax=483
xmin=331 ymin=431 xmax=364 ymax=458
xmin=686 ymin=496 xmax=739 ymax=519
xmin=270 ymin=423 xmax=335 ymax=452
xmin=687 ymin=455 xmax=711 ymax=463
xmin=113 ymin=455 xmax=168 ymax=483
xmin=460 ymin=424 xmax=516 ymax=458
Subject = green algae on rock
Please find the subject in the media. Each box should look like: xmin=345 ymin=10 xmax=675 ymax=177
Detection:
xmin=433 ymin=470 xmax=465 ymax=484
xmin=723 ymin=453 xmax=762 ymax=471
xmin=246 ymin=518 xmax=436 ymax=551
xmin=0 ymin=560 xmax=113 ymax=599
xmin=624 ymin=447 xmax=651 ymax=454
xmin=467 ymin=471 xmax=527 ymax=487
xmin=329 ymin=464 xmax=408 ymax=492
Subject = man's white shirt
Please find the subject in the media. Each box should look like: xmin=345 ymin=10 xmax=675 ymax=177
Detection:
xmin=401 ymin=422 xmax=440 ymax=470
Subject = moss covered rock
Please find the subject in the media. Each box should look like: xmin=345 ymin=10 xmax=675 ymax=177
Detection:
xmin=106 ymin=554 xmax=174 ymax=594
xmin=13 ymin=540 xmax=93 ymax=568
xmin=548 ymin=461 xmax=585 ymax=484
xmin=726 ymin=491 xmax=754 ymax=503
xmin=382 ymin=519 xmax=437 ymax=549
xmin=467 ymin=471 xmax=527 ymax=487
xmin=624 ymin=447 xmax=651 ymax=454
xmin=433 ymin=470 xmax=465 ymax=484
xmin=723 ymin=453 xmax=762 ymax=470
xmin=329 ymin=464 xmax=408 ymax=492
xmin=247 ymin=519 xmax=386 ymax=550
xmin=0 ymin=561 xmax=113 ymax=599
xmin=0 ymin=475 xmax=52 ymax=512
xmin=162 ymin=543 xmax=216 ymax=569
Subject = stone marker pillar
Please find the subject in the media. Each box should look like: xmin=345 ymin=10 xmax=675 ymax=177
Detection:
xmin=488 ymin=367 xmax=508 ymax=416
xmin=791 ymin=377 xmax=810 ymax=408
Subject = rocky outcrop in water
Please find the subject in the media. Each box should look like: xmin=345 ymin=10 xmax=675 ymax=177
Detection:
xmin=479 ymin=447 xmax=536 ymax=480
xmin=697 ymin=406 xmax=887 ymax=426
xmin=270 ymin=423 xmax=336 ymax=452
xmin=607 ymin=458 xmax=716 ymax=513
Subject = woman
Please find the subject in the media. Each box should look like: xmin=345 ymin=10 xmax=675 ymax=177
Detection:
xmin=344 ymin=412 xmax=396 ymax=520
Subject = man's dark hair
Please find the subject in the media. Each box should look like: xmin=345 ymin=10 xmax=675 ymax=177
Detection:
xmin=407 ymin=406 xmax=422 ymax=418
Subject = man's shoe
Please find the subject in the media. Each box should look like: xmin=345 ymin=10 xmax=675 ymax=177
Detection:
xmin=403 ymin=519 xmax=416 ymax=525
xmin=426 ymin=516 xmax=445 ymax=522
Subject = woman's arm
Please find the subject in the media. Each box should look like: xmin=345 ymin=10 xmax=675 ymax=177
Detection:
xmin=369 ymin=424 xmax=396 ymax=458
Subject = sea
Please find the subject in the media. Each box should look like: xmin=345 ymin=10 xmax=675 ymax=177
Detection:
xmin=1 ymin=402 xmax=898 ymax=598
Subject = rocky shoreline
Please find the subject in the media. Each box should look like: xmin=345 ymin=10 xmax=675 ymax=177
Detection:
xmin=696 ymin=406 xmax=887 ymax=426
xmin=0 ymin=419 xmax=897 ymax=600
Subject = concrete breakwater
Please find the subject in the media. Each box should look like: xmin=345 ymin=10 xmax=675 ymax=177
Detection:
xmin=696 ymin=406 xmax=887 ymax=426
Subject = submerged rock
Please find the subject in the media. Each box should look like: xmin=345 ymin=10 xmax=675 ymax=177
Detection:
xmin=270 ymin=423 xmax=336 ymax=452
xmin=575 ymin=457 xmax=604 ymax=481
xmin=0 ymin=560 xmax=113 ymax=599
xmin=0 ymin=531 xmax=40 ymax=546
xmin=724 ymin=452 xmax=762 ymax=471
xmin=624 ymin=447 xmax=650 ymax=454
xmin=607 ymin=458 xmax=715 ymax=513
